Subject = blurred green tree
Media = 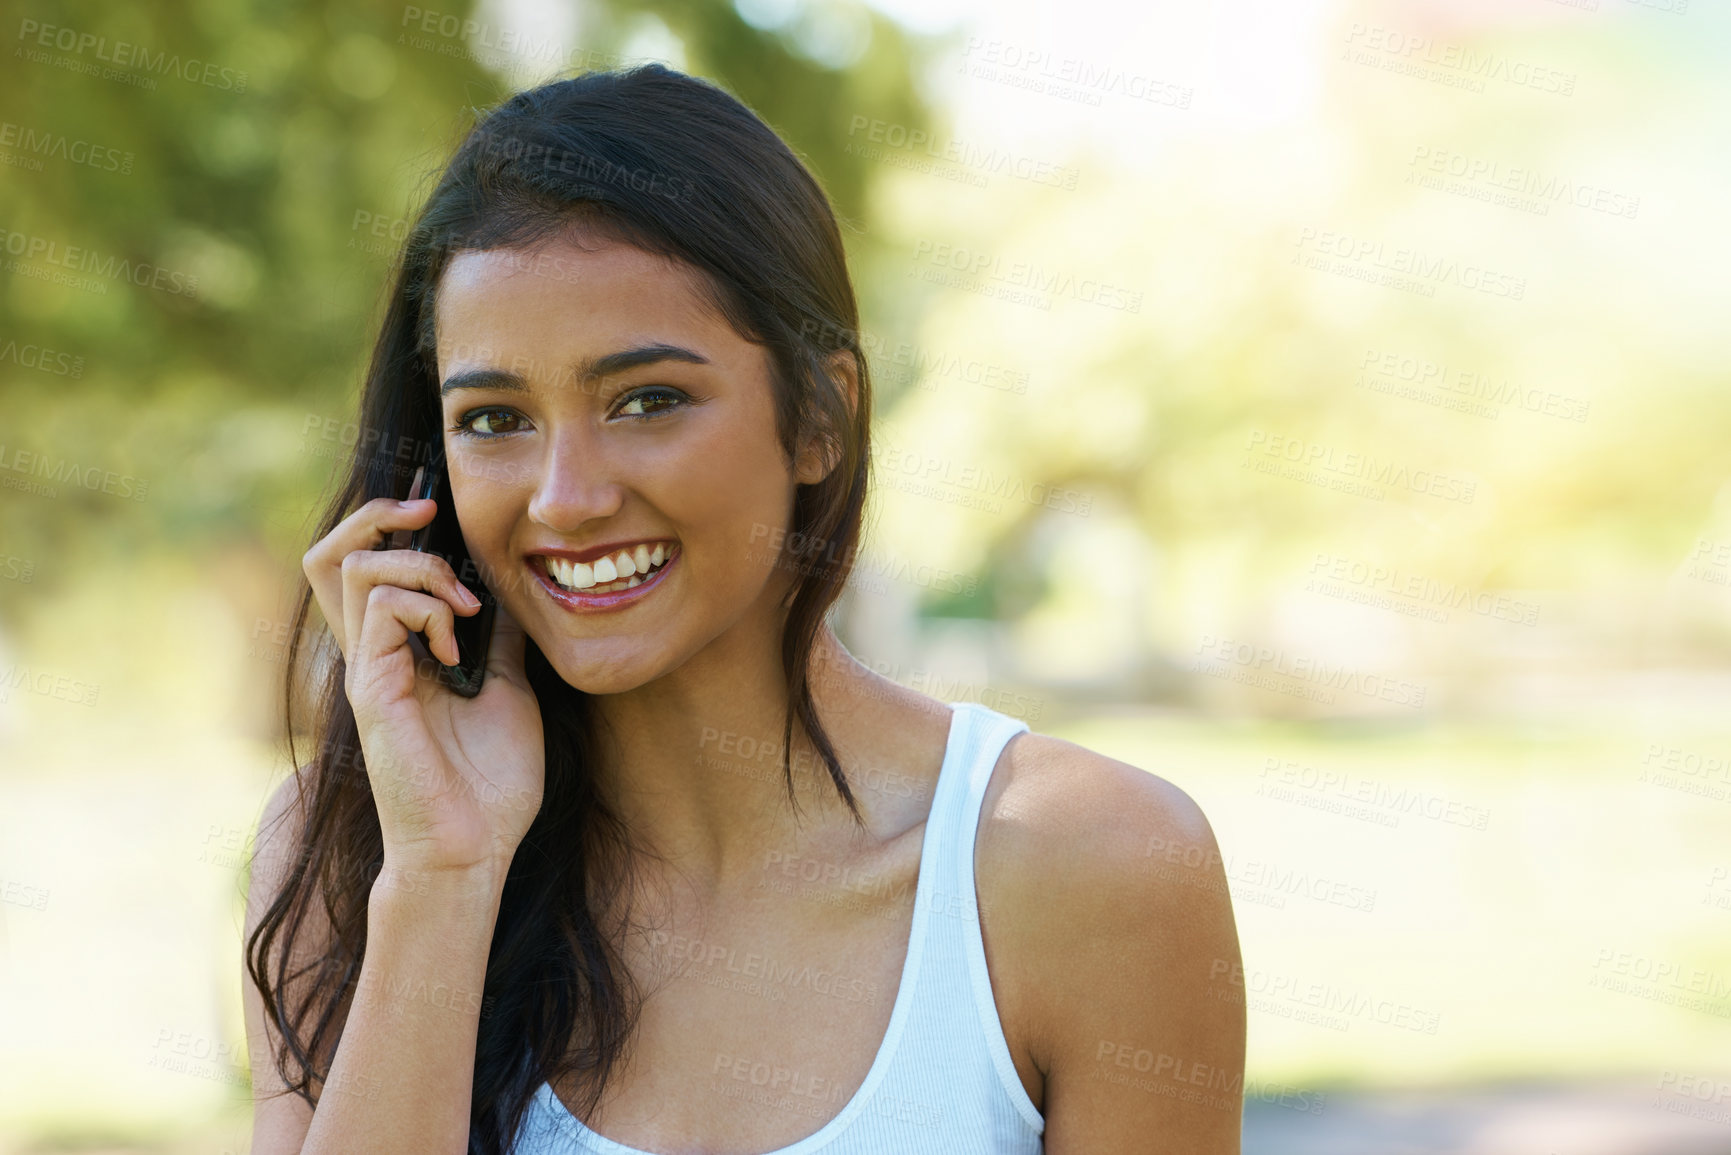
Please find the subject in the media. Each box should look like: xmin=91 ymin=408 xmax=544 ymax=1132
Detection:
xmin=0 ymin=0 xmax=936 ymax=580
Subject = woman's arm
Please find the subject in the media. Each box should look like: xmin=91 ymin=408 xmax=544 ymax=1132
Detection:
xmin=978 ymin=737 xmax=1247 ymax=1153
xmin=244 ymin=776 xmax=510 ymax=1155
xmin=244 ymin=494 xmax=543 ymax=1152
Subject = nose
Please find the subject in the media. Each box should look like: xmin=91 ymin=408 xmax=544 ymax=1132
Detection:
xmin=526 ymin=428 xmax=625 ymax=533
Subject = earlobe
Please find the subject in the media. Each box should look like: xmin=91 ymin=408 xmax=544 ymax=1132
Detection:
xmin=794 ymin=433 xmax=841 ymax=485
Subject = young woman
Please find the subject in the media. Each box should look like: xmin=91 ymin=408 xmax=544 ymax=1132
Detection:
xmin=244 ymin=64 xmax=1243 ymax=1155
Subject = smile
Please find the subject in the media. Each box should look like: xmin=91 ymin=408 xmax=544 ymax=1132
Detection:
xmin=528 ymin=542 xmax=679 ymax=612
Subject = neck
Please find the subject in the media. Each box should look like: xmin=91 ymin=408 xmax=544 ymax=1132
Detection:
xmin=587 ymin=617 xmax=887 ymax=897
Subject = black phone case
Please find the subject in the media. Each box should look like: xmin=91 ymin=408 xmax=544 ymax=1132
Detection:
xmin=394 ymin=452 xmax=498 ymax=697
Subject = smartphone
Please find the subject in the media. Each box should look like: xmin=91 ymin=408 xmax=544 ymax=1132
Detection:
xmin=382 ymin=448 xmax=498 ymax=697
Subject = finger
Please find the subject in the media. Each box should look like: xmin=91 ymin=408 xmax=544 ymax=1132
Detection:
xmin=348 ymin=585 xmax=459 ymax=698
xmin=304 ymin=495 xmax=437 ymax=575
xmin=303 ymin=497 xmax=438 ymax=655
xmin=339 ymin=547 xmax=477 ymax=667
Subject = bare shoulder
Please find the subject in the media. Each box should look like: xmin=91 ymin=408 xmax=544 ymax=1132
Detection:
xmin=243 ymin=770 xmax=324 ymax=1151
xmin=247 ymin=772 xmax=311 ymax=937
xmin=247 ymin=772 xmax=322 ymax=940
xmin=981 ymin=729 xmax=1219 ymax=880
xmin=976 ymin=729 xmax=1246 ymax=1152
xmin=976 ymin=732 xmax=1231 ymax=986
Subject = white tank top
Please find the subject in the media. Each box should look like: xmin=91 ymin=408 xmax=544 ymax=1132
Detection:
xmin=510 ymin=700 xmax=1047 ymax=1154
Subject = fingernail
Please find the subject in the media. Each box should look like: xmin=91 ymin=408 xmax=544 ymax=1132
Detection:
xmin=458 ymin=585 xmax=481 ymax=607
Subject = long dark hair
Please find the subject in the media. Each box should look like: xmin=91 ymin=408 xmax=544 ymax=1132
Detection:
xmin=246 ymin=64 xmax=874 ymax=1153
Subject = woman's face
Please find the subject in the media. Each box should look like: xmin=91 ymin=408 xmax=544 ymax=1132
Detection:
xmin=431 ymin=231 xmax=824 ymax=694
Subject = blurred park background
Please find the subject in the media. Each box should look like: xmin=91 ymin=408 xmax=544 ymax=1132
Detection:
xmin=2 ymin=0 xmax=1729 ymax=1151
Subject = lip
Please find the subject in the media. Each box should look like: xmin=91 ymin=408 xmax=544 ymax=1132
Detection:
xmin=527 ymin=538 xmax=680 ymax=566
xmin=530 ymin=546 xmax=679 ymax=613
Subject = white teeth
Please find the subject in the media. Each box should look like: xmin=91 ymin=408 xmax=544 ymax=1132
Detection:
xmin=542 ymin=557 xmax=596 ymax=590
xmin=542 ymin=544 xmax=674 ymax=594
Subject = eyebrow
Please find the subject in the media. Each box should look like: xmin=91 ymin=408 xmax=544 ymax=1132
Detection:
xmin=439 ymin=343 xmax=710 ymax=396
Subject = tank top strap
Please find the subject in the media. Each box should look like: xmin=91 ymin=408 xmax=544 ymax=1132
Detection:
xmin=930 ymin=701 xmax=1031 ymax=898
xmin=919 ymin=700 xmax=1044 ymax=1138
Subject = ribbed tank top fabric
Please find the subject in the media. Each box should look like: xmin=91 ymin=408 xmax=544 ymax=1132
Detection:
xmin=510 ymin=700 xmax=1046 ymax=1154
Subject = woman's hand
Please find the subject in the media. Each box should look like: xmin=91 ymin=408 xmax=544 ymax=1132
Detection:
xmin=303 ymin=495 xmax=544 ymax=879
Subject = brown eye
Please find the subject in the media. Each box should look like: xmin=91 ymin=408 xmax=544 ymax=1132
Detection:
xmin=454 ymin=408 xmax=526 ymax=438
xmin=615 ymin=387 xmax=688 ymax=419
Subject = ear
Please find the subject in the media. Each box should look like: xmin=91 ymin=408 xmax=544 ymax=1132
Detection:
xmin=793 ymin=349 xmax=860 ymax=486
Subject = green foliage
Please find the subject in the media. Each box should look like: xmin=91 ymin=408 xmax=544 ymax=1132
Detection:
xmin=0 ymin=0 xmax=937 ymax=576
